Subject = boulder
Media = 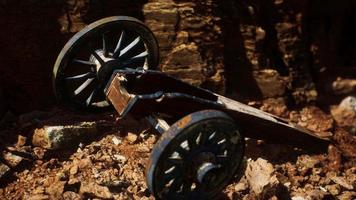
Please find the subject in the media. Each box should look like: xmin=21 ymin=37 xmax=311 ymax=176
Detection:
xmin=32 ymin=122 xmax=97 ymax=149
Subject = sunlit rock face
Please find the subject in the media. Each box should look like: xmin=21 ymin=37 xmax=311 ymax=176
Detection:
xmin=0 ymin=0 xmax=355 ymax=115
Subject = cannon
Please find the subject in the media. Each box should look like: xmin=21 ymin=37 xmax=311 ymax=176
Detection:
xmin=53 ymin=16 xmax=330 ymax=199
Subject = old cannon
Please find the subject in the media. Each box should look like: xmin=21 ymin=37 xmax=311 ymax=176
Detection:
xmin=53 ymin=16 xmax=330 ymax=199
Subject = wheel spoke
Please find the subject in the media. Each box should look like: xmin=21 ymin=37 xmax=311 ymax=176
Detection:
xmin=65 ymin=72 xmax=95 ymax=80
xmin=176 ymin=146 xmax=189 ymax=158
xmin=73 ymin=59 xmax=96 ymax=66
xmin=197 ymin=132 xmax=208 ymax=146
xmin=121 ymin=57 xmax=147 ymax=68
xmin=187 ymin=135 xmax=198 ymax=151
xmin=168 ymin=157 xmax=183 ymax=166
xmin=90 ymin=49 xmax=105 ymax=66
xmin=169 ymin=176 xmax=183 ymax=193
xmin=74 ymin=78 xmax=94 ymax=95
xmin=86 ymin=86 xmax=99 ymax=106
xmin=102 ymin=32 xmax=109 ymax=57
xmin=119 ymin=36 xmax=140 ymax=57
xmin=113 ymin=31 xmax=125 ymax=57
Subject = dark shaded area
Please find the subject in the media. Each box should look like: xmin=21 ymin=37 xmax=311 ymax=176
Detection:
xmin=0 ymin=1 xmax=66 ymax=114
xmin=217 ymin=0 xmax=263 ymax=100
xmin=0 ymin=0 xmax=147 ymax=117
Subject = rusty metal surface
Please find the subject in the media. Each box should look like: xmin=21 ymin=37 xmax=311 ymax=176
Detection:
xmin=106 ymin=75 xmax=132 ymax=116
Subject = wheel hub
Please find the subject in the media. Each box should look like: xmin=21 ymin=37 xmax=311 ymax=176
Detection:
xmin=90 ymin=49 xmax=124 ymax=85
xmin=197 ymin=162 xmax=220 ymax=184
xmin=192 ymin=151 xmax=221 ymax=184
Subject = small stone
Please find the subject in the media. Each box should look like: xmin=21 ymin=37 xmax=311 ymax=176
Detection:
xmin=45 ymin=180 xmax=65 ymax=198
xmin=331 ymin=176 xmax=354 ymax=190
xmin=3 ymin=152 xmax=23 ymax=167
xmin=325 ymin=184 xmax=340 ymax=196
xmin=331 ymin=96 xmax=356 ymax=134
xmin=62 ymin=191 xmax=82 ymax=200
xmin=70 ymin=165 xmax=79 ymax=175
xmin=16 ymin=135 xmax=27 ymax=147
xmin=332 ymin=77 xmax=356 ymax=95
xmin=28 ymin=194 xmax=50 ymax=200
xmin=291 ymin=196 xmax=306 ymax=200
xmin=296 ymin=155 xmax=320 ymax=175
xmin=126 ymin=132 xmax=138 ymax=143
xmin=234 ymin=178 xmax=248 ymax=192
xmin=113 ymin=154 xmax=126 ymax=162
xmin=0 ymin=162 xmax=10 ymax=179
xmin=112 ymin=136 xmax=122 ymax=145
xmin=245 ymin=158 xmax=279 ymax=196
xmin=337 ymin=191 xmax=356 ymax=200
xmin=78 ymin=158 xmax=92 ymax=169
xmin=33 ymin=186 xmax=45 ymax=195
xmin=80 ymin=182 xmax=113 ymax=199
xmin=33 ymin=147 xmax=46 ymax=159
xmin=137 ymin=146 xmax=150 ymax=153
xmin=298 ymin=106 xmax=334 ymax=135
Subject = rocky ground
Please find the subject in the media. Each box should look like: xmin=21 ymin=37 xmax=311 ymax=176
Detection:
xmin=0 ymin=96 xmax=355 ymax=200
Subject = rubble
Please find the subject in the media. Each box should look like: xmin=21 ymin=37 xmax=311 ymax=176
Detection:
xmin=32 ymin=122 xmax=97 ymax=149
xmin=0 ymin=162 xmax=10 ymax=179
xmin=331 ymin=96 xmax=356 ymax=135
xmin=332 ymin=77 xmax=356 ymax=95
xmin=298 ymin=106 xmax=334 ymax=135
xmin=80 ymin=182 xmax=113 ymax=199
xmin=253 ymin=69 xmax=288 ymax=98
xmin=245 ymin=158 xmax=280 ymax=197
xmin=2 ymin=152 xmax=23 ymax=167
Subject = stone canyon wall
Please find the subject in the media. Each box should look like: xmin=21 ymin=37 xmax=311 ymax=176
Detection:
xmin=0 ymin=0 xmax=355 ymax=116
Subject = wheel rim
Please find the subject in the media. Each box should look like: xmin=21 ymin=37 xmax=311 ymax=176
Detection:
xmin=147 ymin=110 xmax=245 ymax=199
xmin=53 ymin=16 xmax=159 ymax=110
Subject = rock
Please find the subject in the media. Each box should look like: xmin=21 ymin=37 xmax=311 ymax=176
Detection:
xmin=291 ymin=196 xmax=306 ymax=200
xmin=332 ymin=77 xmax=356 ymax=95
xmin=298 ymin=106 xmax=334 ymax=136
xmin=28 ymin=194 xmax=50 ymax=200
xmin=337 ymin=191 xmax=356 ymax=200
xmin=45 ymin=180 xmax=65 ymax=198
xmin=245 ymin=158 xmax=280 ymax=196
xmin=70 ymin=165 xmax=79 ymax=175
xmin=327 ymin=145 xmax=342 ymax=171
xmin=331 ymin=96 xmax=356 ymax=134
xmin=2 ymin=152 xmax=23 ymax=167
xmin=126 ymin=132 xmax=138 ymax=144
xmin=325 ymin=184 xmax=340 ymax=196
xmin=253 ymin=69 xmax=288 ymax=98
xmin=332 ymin=128 xmax=356 ymax=159
xmin=16 ymin=135 xmax=27 ymax=147
xmin=32 ymin=122 xmax=97 ymax=149
xmin=234 ymin=177 xmax=249 ymax=192
xmin=80 ymin=182 xmax=113 ymax=199
xmin=260 ymin=98 xmax=289 ymax=118
xmin=296 ymin=155 xmax=320 ymax=176
xmin=112 ymin=136 xmax=121 ymax=145
xmin=77 ymin=158 xmax=92 ymax=169
xmin=0 ymin=162 xmax=10 ymax=179
xmin=162 ymin=43 xmax=206 ymax=86
xmin=62 ymin=191 xmax=82 ymax=200
xmin=331 ymin=176 xmax=354 ymax=190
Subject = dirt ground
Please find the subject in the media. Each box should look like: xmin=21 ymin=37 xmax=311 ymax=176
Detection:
xmin=0 ymin=98 xmax=355 ymax=200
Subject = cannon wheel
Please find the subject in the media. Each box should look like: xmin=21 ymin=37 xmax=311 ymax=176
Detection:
xmin=53 ymin=16 xmax=159 ymax=110
xmin=147 ymin=110 xmax=245 ymax=199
